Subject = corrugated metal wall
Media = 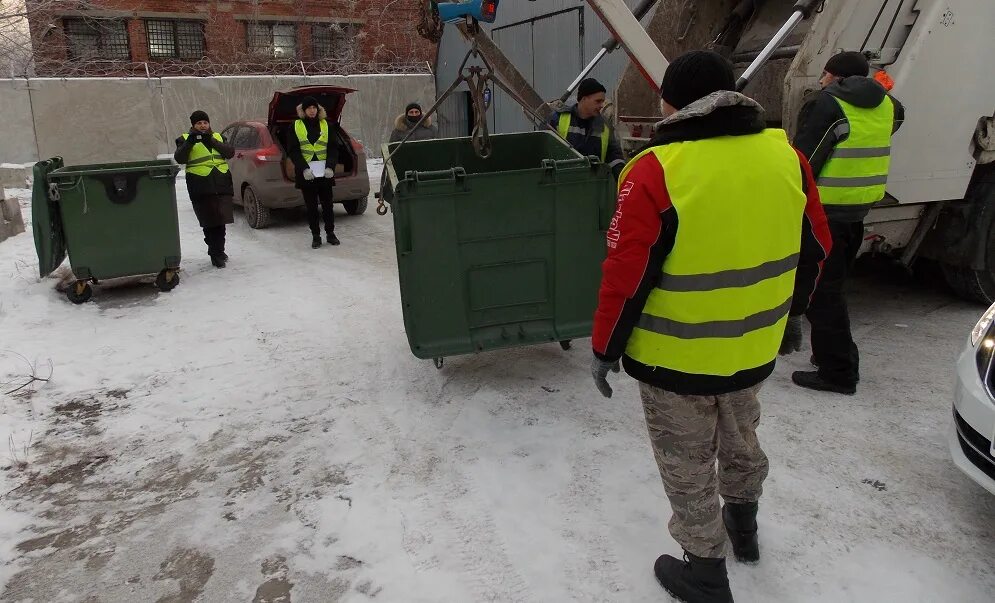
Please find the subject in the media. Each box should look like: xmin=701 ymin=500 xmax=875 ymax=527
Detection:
xmin=435 ymin=0 xmax=648 ymax=135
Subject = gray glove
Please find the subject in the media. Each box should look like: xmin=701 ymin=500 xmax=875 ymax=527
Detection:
xmin=303 ymin=168 xmax=314 ymax=181
xmin=779 ymin=315 xmax=803 ymax=356
xmin=592 ymin=356 xmax=622 ymax=398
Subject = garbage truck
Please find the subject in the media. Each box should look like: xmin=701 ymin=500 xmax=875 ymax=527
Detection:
xmin=429 ymin=0 xmax=995 ymax=303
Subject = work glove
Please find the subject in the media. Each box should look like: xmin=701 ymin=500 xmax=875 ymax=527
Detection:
xmin=592 ymin=356 xmax=621 ymax=399
xmin=778 ymin=315 xmax=803 ymax=356
xmin=189 ymin=129 xmax=204 ymax=143
xmin=303 ymin=168 xmax=315 ymax=181
xmin=202 ymin=132 xmax=214 ymax=148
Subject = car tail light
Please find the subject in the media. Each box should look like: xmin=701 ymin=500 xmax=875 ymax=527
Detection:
xmin=253 ymin=144 xmax=282 ymax=165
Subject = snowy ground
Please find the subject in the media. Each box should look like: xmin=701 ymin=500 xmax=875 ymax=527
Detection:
xmin=1 ymin=162 xmax=994 ymax=602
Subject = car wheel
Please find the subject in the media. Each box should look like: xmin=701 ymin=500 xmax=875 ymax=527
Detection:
xmin=343 ymin=197 xmax=368 ymax=216
xmin=244 ymin=185 xmax=271 ymax=229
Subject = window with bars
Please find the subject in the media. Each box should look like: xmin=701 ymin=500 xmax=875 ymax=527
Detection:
xmin=63 ymin=18 xmax=130 ymax=60
xmin=246 ymin=23 xmax=297 ymax=59
xmin=145 ymin=19 xmax=205 ymax=60
xmin=312 ymin=23 xmax=359 ymax=63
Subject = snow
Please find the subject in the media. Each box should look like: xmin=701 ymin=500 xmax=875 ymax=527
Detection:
xmin=1 ymin=165 xmax=995 ymax=601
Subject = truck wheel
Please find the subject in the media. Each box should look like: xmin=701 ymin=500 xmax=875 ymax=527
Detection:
xmin=344 ymin=197 xmax=368 ymax=216
xmin=942 ymin=260 xmax=995 ymax=305
xmin=244 ymin=185 xmax=271 ymax=229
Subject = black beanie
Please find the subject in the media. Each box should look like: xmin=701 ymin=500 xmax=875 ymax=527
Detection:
xmin=189 ymin=110 xmax=210 ymax=125
xmin=659 ymin=50 xmax=736 ymax=110
xmin=301 ymin=96 xmax=320 ymax=111
xmin=824 ymin=51 xmax=869 ymax=78
xmin=405 ymin=102 xmax=422 ymax=113
xmin=577 ymin=78 xmax=607 ymax=100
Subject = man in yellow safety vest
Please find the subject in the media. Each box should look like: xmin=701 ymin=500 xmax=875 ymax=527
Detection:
xmin=591 ymin=51 xmax=832 ymax=602
xmin=548 ymin=78 xmax=626 ymax=178
xmin=792 ymin=51 xmax=905 ymax=394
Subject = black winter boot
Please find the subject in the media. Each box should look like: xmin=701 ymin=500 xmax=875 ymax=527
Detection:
xmin=722 ymin=502 xmax=759 ymax=563
xmin=327 ymin=232 xmax=340 ymax=246
xmin=311 ymin=235 xmax=322 ymax=249
xmin=654 ymin=552 xmax=733 ymax=603
xmin=792 ymin=371 xmax=856 ymax=395
xmin=210 ymin=254 xmax=226 ymax=268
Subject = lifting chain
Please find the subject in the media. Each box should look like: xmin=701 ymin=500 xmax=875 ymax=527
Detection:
xmin=377 ymin=41 xmax=556 ymax=215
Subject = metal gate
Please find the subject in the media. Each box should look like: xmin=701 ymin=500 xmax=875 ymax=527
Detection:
xmin=490 ymin=7 xmax=584 ymax=133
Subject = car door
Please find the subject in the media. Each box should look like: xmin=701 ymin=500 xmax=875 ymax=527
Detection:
xmin=224 ymin=125 xmax=250 ymax=203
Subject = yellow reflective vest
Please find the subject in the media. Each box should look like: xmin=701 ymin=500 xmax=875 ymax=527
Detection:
xmin=181 ymin=132 xmax=228 ymax=176
xmin=618 ymin=129 xmax=807 ymax=376
xmin=295 ymin=119 xmax=329 ymax=162
xmin=817 ymin=96 xmax=895 ymax=208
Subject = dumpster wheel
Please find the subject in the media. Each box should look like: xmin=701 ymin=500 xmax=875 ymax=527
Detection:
xmin=67 ymin=281 xmax=92 ymax=304
xmin=156 ymin=269 xmax=180 ymax=292
xmin=559 ymin=340 xmax=572 ymax=351
xmin=433 ymin=358 xmax=444 ymax=370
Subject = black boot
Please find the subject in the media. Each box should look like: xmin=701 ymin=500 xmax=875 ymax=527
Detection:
xmin=311 ymin=235 xmax=322 ymax=249
xmin=210 ymin=254 xmax=226 ymax=268
xmin=722 ymin=502 xmax=759 ymax=563
xmin=654 ymin=552 xmax=733 ymax=603
xmin=792 ymin=371 xmax=856 ymax=395
xmin=327 ymin=232 xmax=340 ymax=246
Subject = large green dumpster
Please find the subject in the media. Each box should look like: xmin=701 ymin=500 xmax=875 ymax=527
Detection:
xmin=381 ymin=131 xmax=615 ymax=364
xmin=33 ymin=158 xmax=182 ymax=303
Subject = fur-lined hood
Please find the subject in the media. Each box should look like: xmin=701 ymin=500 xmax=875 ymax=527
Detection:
xmin=297 ymin=103 xmax=328 ymax=120
xmin=394 ymin=113 xmax=433 ymax=130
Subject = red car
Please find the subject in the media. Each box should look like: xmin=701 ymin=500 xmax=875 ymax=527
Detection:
xmin=220 ymin=86 xmax=370 ymax=229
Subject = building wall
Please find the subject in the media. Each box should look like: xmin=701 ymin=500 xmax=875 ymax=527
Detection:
xmin=0 ymin=73 xmax=435 ymax=164
xmin=24 ymin=0 xmax=436 ymax=76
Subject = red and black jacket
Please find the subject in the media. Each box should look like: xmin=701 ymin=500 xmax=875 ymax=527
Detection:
xmin=592 ymin=94 xmax=833 ymax=395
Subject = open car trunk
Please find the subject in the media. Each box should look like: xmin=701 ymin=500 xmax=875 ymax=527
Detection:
xmin=268 ymin=86 xmax=358 ymax=183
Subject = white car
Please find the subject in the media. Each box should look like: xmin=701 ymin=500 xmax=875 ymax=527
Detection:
xmin=951 ymin=302 xmax=995 ymax=495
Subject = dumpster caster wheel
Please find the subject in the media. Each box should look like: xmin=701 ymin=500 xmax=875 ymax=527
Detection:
xmin=66 ymin=281 xmax=92 ymax=304
xmin=433 ymin=358 xmax=444 ymax=370
xmin=559 ymin=340 xmax=572 ymax=351
xmin=156 ymin=269 xmax=180 ymax=292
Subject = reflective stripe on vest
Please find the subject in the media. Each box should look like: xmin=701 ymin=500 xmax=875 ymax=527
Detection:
xmin=817 ymin=95 xmax=894 ymax=207
xmin=182 ymin=132 xmax=228 ymax=176
xmin=295 ymin=119 xmax=329 ymax=162
xmin=617 ymin=129 xmax=807 ymax=377
xmin=558 ymin=112 xmax=609 ymax=162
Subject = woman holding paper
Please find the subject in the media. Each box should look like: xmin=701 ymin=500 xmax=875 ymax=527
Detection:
xmin=288 ymin=96 xmax=340 ymax=249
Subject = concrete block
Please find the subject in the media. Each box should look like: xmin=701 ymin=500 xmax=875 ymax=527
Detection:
xmin=0 ymin=191 xmax=27 ymax=243
xmin=0 ymin=165 xmax=31 ymax=189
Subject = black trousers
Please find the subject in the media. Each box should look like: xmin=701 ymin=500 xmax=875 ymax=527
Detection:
xmin=203 ymin=225 xmax=226 ymax=257
xmin=806 ymin=220 xmax=863 ymax=386
xmin=302 ymin=181 xmax=334 ymax=237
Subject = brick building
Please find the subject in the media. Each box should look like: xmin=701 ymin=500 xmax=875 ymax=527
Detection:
xmin=24 ymin=0 xmax=437 ymax=77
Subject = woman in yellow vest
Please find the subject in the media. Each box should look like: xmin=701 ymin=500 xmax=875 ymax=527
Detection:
xmin=288 ymin=97 xmax=339 ymax=249
xmin=173 ymin=110 xmax=235 ymax=268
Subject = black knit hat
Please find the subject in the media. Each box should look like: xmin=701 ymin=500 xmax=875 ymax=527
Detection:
xmin=824 ymin=51 xmax=870 ymax=78
xmin=189 ymin=110 xmax=210 ymax=125
xmin=405 ymin=102 xmax=422 ymax=113
xmin=659 ymin=50 xmax=736 ymax=110
xmin=577 ymin=78 xmax=607 ymax=100
xmin=300 ymin=96 xmax=320 ymax=111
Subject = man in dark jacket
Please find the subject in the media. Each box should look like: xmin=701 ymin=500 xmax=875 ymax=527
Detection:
xmin=389 ymin=102 xmax=438 ymax=143
xmin=174 ymin=110 xmax=235 ymax=268
xmin=548 ymin=78 xmax=626 ymax=178
xmin=792 ymin=51 xmax=905 ymax=394
xmin=591 ymin=51 xmax=832 ymax=602
xmin=287 ymin=97 xmax=340 ymax=248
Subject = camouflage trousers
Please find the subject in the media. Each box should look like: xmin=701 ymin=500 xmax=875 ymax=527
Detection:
xmin=639 ymin=382 xmax=770 ymax=559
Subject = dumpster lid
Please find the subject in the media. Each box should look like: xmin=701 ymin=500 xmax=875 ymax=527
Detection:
xmin=31 ymin=158 xmax=67 ymax=278
xmin=268 ymin=86 xmax=356 ymax=127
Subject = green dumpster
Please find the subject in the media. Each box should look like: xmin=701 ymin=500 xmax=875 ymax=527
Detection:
xmin=32 ymin=158 xmax=183 ymax=303
xmin=381 ymin=131 xmax=616 ymax=364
